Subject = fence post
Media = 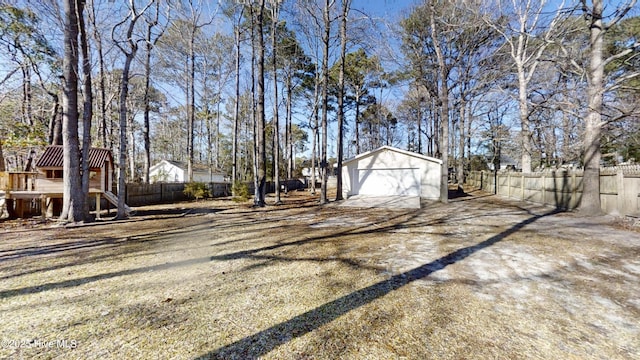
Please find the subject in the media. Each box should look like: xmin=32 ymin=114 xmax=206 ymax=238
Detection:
xmin=542 ymin=173 xmax=546 ymax=206
xmin=617 ymin=169 xmax=624 ymax=214
xmin=572 ymin=172 xmax=578 ymax=209
xmin=493 ymin=171 xmax=497 ymax=194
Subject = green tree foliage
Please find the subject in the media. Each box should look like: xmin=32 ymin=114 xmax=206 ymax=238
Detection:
xmin=605 ymin=16 xmax=640 ymax=83
xmin=231 ymin=181 xmax=250 ymax=202
xmin=0 ymin=5 xmax=56 ymax=68
xmin=184 ymin=181 xmax=210 ymax=200
xmin=328 ymin=48 xmax=380 ymax=154
xmin=0 ymin=4 xmax=57 ymax=170
xmin=359 ymin=103 xmax=398 ymax=151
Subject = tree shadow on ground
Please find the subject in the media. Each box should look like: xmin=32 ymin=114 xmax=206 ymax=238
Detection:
xmin=194 ymin=208 xmax=560 ymax=360
xmin=0 ymin=205 xmax=417 ymax=299
xmin=448 ymin=186 xmax=471 ymax=200
xmin=131 ymin=207 xmax=224 ymax=217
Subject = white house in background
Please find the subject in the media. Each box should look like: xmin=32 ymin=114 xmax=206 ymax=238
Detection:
xmin=341 ymin=146 xmax=442 ymax=200
xmin=488 ymin=155 xmax=519 ymax=171
xmin=149 ymin=160 xmax=227 ymax=183
xmin=301 ymin=167 xmax=319 ymax=178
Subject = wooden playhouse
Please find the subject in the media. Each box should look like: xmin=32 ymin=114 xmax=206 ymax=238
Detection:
xmin=0 ymin=145 xmax=123 ymax=218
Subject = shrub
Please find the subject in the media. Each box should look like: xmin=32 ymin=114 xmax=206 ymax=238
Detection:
xmin=232 ymin=181 xmax=250 ymax=202
xmin=184 ymin=182 xmax=210 ymax=200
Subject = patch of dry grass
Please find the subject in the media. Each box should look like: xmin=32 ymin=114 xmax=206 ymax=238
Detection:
xmin=1 ymin=190 xmax=639 ymax=359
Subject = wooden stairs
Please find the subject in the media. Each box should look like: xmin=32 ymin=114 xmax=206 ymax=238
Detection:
xmin=103 ymin=191 xmax=132 ymax=216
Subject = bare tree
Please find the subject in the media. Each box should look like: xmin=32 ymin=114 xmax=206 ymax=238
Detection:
xmin=78 ymin=0 xmax=94 ymax=221
xmin=482 ymin=0 xmax=566 ymax=173
xmin=183 ymin=1 xmax=214 ymax=182
xmin=269 ymin=0 xmax=283 ymax=204
xmin=578 ymin=0 xmax=639 ymax=215
xmin=255 ymin=0 xmax=267 ymax=207
xmin=142 ymin=0 xmax=167 ymax=183
xmin=231 ymin=5 xmax=244 ymax=189
xmin=60 ymin=0 xmax=83 ymax=222
xmin=0 ymin=141 xmax=5 ymax=171
xmin=428 ymin=1 xmax=451 ymax=203
xmin=335 ymin=0 xmax=350 ymax=201
xmin=87 ymin=0 xmax=109 ymax=148
xmin=112 ymin=0 xmax=153 ymax=219
xmin=319 ymin=0 xmax=334 ymax=205
xmin=293 ymin=0 xmax=325 ymax=196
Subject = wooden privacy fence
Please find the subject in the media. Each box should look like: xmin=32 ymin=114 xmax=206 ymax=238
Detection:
xmin=125 ymin=182 xmax=231 ymax=207
xmin=124 ymin=179 xmax=307 ymax=207
xmin=467 ymin=167 xmax=640 ymax=216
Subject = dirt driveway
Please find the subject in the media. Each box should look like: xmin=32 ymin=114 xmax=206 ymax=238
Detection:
xmin=1 ymin=190 xmax=639 ymax=359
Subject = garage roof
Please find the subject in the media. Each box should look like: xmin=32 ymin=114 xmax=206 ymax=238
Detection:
xmin=343 ymin=146 xmax=442 ymax=166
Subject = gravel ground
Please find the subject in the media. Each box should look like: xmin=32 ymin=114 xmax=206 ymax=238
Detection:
xmin=0 ymin=189 xmax=639 ymax=359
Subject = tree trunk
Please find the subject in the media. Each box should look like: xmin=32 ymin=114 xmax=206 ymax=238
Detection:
xmin=466 ymin=105 xmax=471 ymax=176
xmin=310 ymin=75 xmax=319 ymax=196
xmin=354 ymin=91 xmax=360 ymax=155
xmin=417 ymin=86 xmax=422 ymax=153
xmin=215 ymin=96 xmax=221 ymax=172
xmin=98 ymin=39 xmax=107 ymax=148
xmin=249 ymin=4 xmax=259 ymax=200
xmin=142 ymin=23 xmax=153 ymax=184
xmin=0 ymin=139 xmax=7 ymax=171
xmin=113 ymin=2 xmax=148 ymax=218
xmin=286 ymin=74 xmax=293 ymax=180
xmin=78 ymin=0 xmax=93 ymax=221
xmin=128 ymin=112 xmax=136 ymax=181
xmin=319 ymin=0 xmax=331 ymax=205
xmin=116 ymin=54 xmax=135 ymax=219
xmin=335 ymin=0 xmax=350 ymax=201
xmin=205 ymin=87 xmax=212 ymax=182
xmin=517 ymin=67 xmax=532 ymax=173
xmin=430 ymin=4 xmax=449 ymax=203
xmin=562 ymin=111 xmax=570 ymax=165
xmin=580 ymin=0 xmax=605 ymax=215
xmin=457 ymin=99 xmax=465 ymax=185
xmin=0 ymin=141 xmax=5 ymax=171
xmin=232 ymin=12 xmax=242 ymax=189
xmin=271 ymin=2 xmax=281 ymax=205
xmin=188 ymin=29 xmax=196 ymax=183
xmin=60 ymin=0 xmax=84 ymax=222
xmin=90 ymin=0 xmax=107 ymax=148
xmin=22 ymin=64 xmax=33 ymax=126
xmin=255 ymin=0 xmax=267 ymax=207
xmin=432 ymin=98 xmax=439 ymax=158
xmin=48 ymin=93 xmax=62 ymax=145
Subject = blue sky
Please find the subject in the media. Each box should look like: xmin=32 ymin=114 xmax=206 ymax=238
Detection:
xmin=352 ymin=0 xmax=417 ymax=17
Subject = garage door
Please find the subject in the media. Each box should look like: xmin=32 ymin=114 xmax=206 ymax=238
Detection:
xmin=356 ymin=168 xmax=421 ymax=196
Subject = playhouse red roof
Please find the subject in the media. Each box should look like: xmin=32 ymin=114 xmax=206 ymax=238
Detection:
xmin=35 ymin=145 xmax=113 ymax=169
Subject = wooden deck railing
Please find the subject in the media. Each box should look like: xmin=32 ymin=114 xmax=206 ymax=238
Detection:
xmin=0 ymin=171 xmax=38 ymax=191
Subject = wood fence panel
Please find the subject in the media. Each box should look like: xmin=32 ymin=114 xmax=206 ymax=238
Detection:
xmin=125 ymin=182 xmax=237 ymax=206
xmin=467 ymin=170 xmax=639 ymax=216
xmin=524 ymin=175 xmax=542 ymax=203
xmin=623 ymin=175 xmax=640 ymax=215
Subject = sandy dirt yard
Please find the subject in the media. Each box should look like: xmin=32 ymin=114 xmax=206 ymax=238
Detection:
xmin=0 ymin=189 xmax=639 ymax=359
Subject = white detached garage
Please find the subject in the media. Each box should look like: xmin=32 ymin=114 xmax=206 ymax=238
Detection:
xmin=341 ymin=146 xmax=442 ymax=200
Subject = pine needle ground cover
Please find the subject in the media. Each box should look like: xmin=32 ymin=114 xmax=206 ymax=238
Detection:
xmin=1 ymin=190 xmax=639 ymax=359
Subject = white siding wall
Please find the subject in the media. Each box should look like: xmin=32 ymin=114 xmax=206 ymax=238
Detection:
xmin=150 ymin=162 xmax=227 ymax=183
xmin=150 ymin=163 xmax=184 ymax=183
xmin=192 ymin=172 xmax=226 ymax=183
xmin=342 ymin=147 xmax=441 ymax=199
